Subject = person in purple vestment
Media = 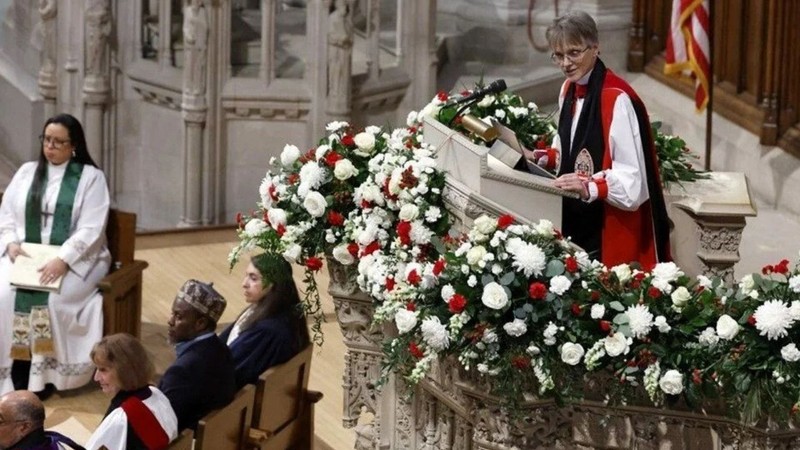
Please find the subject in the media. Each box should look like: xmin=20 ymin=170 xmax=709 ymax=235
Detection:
xmin=0 ymin=390 xmax=83 ymax=450
xmin=219 ymin=253 xmax=309 ymax=389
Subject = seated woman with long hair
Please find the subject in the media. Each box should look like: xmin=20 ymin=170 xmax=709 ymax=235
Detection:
xmin=85 ymin=333 xmax=178 ymax=450
xmin=219 ymin=253 xmax=310 ymax=389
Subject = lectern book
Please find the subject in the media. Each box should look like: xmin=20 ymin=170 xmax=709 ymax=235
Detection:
xmin=9 ymin=243 xmax=63 ymax=293
xmin=489 ymin=119 xmax=556 ymax=179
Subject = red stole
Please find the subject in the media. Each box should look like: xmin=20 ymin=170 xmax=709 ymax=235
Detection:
xmin=121 ymin=396 xmax=170 ymax=450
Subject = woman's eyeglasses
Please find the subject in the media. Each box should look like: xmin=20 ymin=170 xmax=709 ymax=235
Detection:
xmin=39 ymin=135 xmax=71 ymax=149
xmin=550 ymin=46 xmax=591 ymax=65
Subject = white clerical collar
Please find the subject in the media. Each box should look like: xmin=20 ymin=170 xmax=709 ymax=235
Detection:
xmin=577 ymin=69 xmax=593 ymax=86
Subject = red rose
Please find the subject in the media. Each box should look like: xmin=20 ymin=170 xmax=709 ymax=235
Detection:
xmin=634 ymin=272 xmax=646 ymax=281
xmin=324 ymin=151 xmax=343 ymax=166
xmin=497 ymin=214 xmax=515 ymax=230
xmin=692 ymin=368 xmax=702 ymax=385
xmin=599 ymin=320 xmax=612 ymax=332
xmin=762 ymin=265 xmax=774 ymax=275
xmin=385 ymin=277 xmax=395 ymax=292
xmin=341 ymin=134 xmax=355 ymax=147
xmin=305 ymin=257 xmax=323 ymax=272
xmin=529 ymin=282 xmax=548 ymax=300
xmin=235 ymin=212 xmax=243 ymax=227
xmin=570 ymin=303 xmax=582 ymax=316
xmin=408 ymin=126 xmax=417 ymax=134
xmin=406 ymin=302 xmax=416 ymax=312
xmin=433 ymin=259 xmax=446 ymax=276
xmin=409 ymin=342 xmax=424 ymax=359
xmin=647 ymin=286 xmax=662 ymax=299
xmin=448 ymin=294 xmax=467 ymax=314
xmin=396 ymin=221 xmax=412 ymax=246
xmin=436 ymin=90 xmax=449 ymax=102
xmin=511 ymin=356 xmax=530 ymax=370
xmin=565 ymin=256 xmax=579 ymax=273
xmin=407 ymin=269 xmax=421 ymax=286
xmin=327 ymin=210 xmax=345 ymax=227
xmin=590 ymin=290 xmax=601 ymax=302
xmin=275 ymin=224 xmax=286 ymax=236
xmin=362 ymin=240 xmax=381 ymax=256
xmin=347 ymin=242 xmax=359 ymax=257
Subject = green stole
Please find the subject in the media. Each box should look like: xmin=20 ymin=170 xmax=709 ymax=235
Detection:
xmin=11 ymin=161 xmax=83 ymax=360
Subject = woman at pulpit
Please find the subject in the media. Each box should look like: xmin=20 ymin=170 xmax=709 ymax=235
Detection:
xmin=542 ymin=10 xmax=671 ymax=269
xmin=219 ymin=252 xmax=309 ymax=389
xmin=0 ymin=113 xmax=111 ymax=397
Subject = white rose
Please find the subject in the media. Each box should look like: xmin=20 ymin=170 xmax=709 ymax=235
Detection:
xmin=282 ymin=244 xmax=302 ymax=263
xmin=659 ymin=370 xmax=684 ymax=395
xmin=332 ymin=244 xmax=355 ymax=266
xmin=267 ymin=208 xmax=287 ymax=228
xmin=738 ymin=274 xmax=755 ymax=293
xmin=671 ymin=286 xmax=691 ymax=307
xmin=590 ymin=304 xmax=606 ymax=320
xmin=560 ymin=342 xmax=585 ymax=366
xmin=333 ymin=159 xmax=358 ymax=180
xmin=653 ymin=262 xmax=682 ymax=282
xmin=603 ymin=333 xmax=630 ymax=357
xmin=473 ymin=215 xmax=496 ymax=235
xmin=315 ymin=144 xmax=330 ymax=161
xmin=696 ymin=275 xmax=713 ymax=289
xmin=611 ymin=264 xmax=632 ymax=283
xmin=533 ymin=219 xmax=555 ymax=237
xmin=781 ymin=343 xmax=800 ymax=362
xmin=549 ymin=275 xmax=572 ymax=296
xmin=481 ymin=282 xmax=509 ymax=310
xmin=477 ymin=94 xmax=495 ymax=108
xmin=715 ymin=314 xmax=740 ymax=340
xmin=365 ymin=125 xmax=381 ymax=135
xmin=440 ymin=284 xmax=455 ymax=302
xmin=394 ymin=309 xmax=418 ymax=334
xmin=354 ymin=132 xmax=376 ymax=153
xmin=244 ymin=218 xmax=267 ymax=237
xmin=399 ymin=204 xmax=420 ymax=221
xmin=466 ymin=246 xmax=487 ymax=266
xmin=503 ymin=319 xmax=528 ymax=337
xmin=303 ymin=191 xmax=327 ymax=217
xmin=280 ymin=144 xmax=300 ymax=166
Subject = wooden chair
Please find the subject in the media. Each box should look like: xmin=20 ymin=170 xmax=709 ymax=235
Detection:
xmin=248 ymin=345 xmax=323 ymax=450
xmin=195 ymin=384 xmax=256 ymax=450
xmin=168 ymin=429 xmax=194 ymax=450
xmin=0 ymin=192 xmax=147 ymax=338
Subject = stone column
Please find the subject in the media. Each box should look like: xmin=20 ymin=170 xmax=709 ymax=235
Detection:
xmin=37 ymin=0 xmax=58 ymax=119
xmin=82 ymin=0 xmax=112 ymax=168
xmin=180 ymin=0 xmax=210 ymax=226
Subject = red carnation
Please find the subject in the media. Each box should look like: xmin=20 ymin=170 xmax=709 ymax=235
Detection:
xmin=692 ymin=368 xmax=702 ymax=385
xmin=647 ymin=286 xmax=662 ymax=299
xmin=747 ymin=314 xmax=757 ymax=326
xmin=406 ymin=302 xmax=416 ymax=312
xmin=565 ymin=256 xmax=579 ymax=273
xmin=362 ymin=240 xmax=381 ymax=256
xmin=436 ymin=90 xmax=449 ymax=102
xmin=511 ymin=355 xmax=531 ymax=370
xmin=448 ymin=294 xmax=467 ymax=314
xmin=529 ymin=282 xmax=548 ymax=300
xmin=396 ymin=220 xmax=412 ymax=246
xmin=275 ymin=224 xmax=286 ymax=236
xmin=433 ymin=259 xmax=446 ymax=276
xmin=762 ymin=265 xmax=774 ymax=275
xmin=570 ymin=303 xmax=582 ymax=316
xmin=287 ymin=173 xmax=299 ymax=185
xmin=775 ymin=259 xmax=790 ymax=275
xmin=385 ymin=277 xmax=395 ymax=292
xmin=590 ymin=290 xmax=601 ymax=302
xmin=497 ymin=214 xmax=515 ymax=230
xmin=305 ymin=257 xmax=323 ymax=272
xmin=347 ymin=242 xmax=359 ymax=257
xmin=235 ymin=212 xmax=244 ymax=227
xmin=409 ymin=342 xmax=424 ymax=359
xmin=360 ymin=200 xmax=372 ymax=209
xmin=324 ymin=151 xmax=343 ymax=166
xmin=599 ymin=320 xmax=612 ymax=332
xmin=407 ymin=269 xmax=421 ymax=286
xmin=327 ymin=210 xmax=345 ymax=227
xmin=341 ymin=134 xmax=355 ymax=147
xmin=268 ymin=184 xmax=278 ymax=201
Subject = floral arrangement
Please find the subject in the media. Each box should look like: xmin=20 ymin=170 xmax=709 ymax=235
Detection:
xmin=651 ymin=121 xmax=708 ymax=188
xmin=232 ymin=88 xmax=799 ymax=424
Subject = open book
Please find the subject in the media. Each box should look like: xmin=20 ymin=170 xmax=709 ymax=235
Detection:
xmin=488 ymin=118 xmax=557 ymax=179
xmin=9 ymin=243 xmax=63 ymax=293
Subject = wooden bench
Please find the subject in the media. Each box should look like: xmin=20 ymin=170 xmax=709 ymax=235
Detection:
xmin=168 ymin=428 xmax=195 ymax=450
xmin=195 ymin=384 xmax=256 ymax=450
xmin=0 ymin=192 xmax=147 ymax=338
xmin=248 ymin=345 xmax=323 ymax=450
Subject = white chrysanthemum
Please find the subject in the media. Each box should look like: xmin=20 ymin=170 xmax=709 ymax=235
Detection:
xmin=325 ymin=121 xmax=349 ymax=132
xmin=790 ymin=275 xmax=800 ymax=294
xmin=698 ymin=327 xmax=719 ymax=346
xmin=365 ymin=125 xmax=382 ymax=135
xmin=754 ymin=299 xmax=795 ymax=340
xmin=395 ymin=309 xmax=418 ymax=334
xmin=510 ymin=243 xmax=546 ymax=277
xmin=244 ymin=218 xmax=267 ymax=237
xmin=280 ymin=144 xmax=301 ymax=166
xmin=503 ymin=318 xmax=527 ymax=337
xmin=424 ymin=206 xmax=441 ymax=223
xmin=549 ymin=275 xmax=572 ymax=296
xmin=590 ymin=304 xmax=605 ymax=320
xmin=420 ymin=316 xmax=449 ymax=351
xmin=781 ymin=343 xmax=800 ymax=362
xmin=299 ymin=162 xmax=326 ymax=190
xmin=626 ymin=304 xmax=654 ymax=338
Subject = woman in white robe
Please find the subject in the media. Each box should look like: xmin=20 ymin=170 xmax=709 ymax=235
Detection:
xmin=0 ymin=113 xmax=110 ymax=395
xmin=85 ymin=333 xmax=178 ymax=450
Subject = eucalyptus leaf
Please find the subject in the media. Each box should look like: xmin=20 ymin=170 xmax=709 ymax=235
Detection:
xmin=523 ymin=303 xmax=534 ymax=313
xmin=613 ymin=313 xmax=629 ymax=325
xmin=546 ymin=260 xmax=565 ymax=277
xmin=499 ymin=272 xmax=516 ymax=286
xmin=514 ymin=308 xmax=527 ymax=319
xmin=481 ymin=274 xmax=495 ymax=286
xmin=608 ymin=301 xmax=625 ymax=312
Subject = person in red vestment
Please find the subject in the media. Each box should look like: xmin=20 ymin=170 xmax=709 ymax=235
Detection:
xmin=538 ymin=10 xmax=671 ymax=270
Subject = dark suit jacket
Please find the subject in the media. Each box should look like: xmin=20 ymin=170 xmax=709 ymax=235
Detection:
xmin=158 ymin=335 xmax=237 ymax=431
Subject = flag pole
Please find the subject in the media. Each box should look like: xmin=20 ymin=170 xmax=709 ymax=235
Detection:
xmin=704 ymin=0 xmax=713 ymax=171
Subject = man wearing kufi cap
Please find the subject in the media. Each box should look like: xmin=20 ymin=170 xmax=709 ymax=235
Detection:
xmin=157 ymin=280 xmax=236 ymax=431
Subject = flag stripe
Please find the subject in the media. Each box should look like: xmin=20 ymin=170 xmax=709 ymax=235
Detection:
xmin=663 ymin=0 xmax=710 ymax=112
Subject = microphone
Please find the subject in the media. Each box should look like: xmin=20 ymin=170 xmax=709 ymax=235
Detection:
xmin=453 ymin=79 xmax=508 ymax=105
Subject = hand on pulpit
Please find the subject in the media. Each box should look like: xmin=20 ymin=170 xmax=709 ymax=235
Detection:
xmin=553 ymin=173 xmax=590 ymax=201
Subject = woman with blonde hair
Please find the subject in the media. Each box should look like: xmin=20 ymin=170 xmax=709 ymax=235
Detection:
xmin=85 ymin=333 xmax=178 ymax=450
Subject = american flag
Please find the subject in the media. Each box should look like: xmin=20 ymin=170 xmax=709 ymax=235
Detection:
xmin=664 ymin=0 xmax=711 ymax=112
